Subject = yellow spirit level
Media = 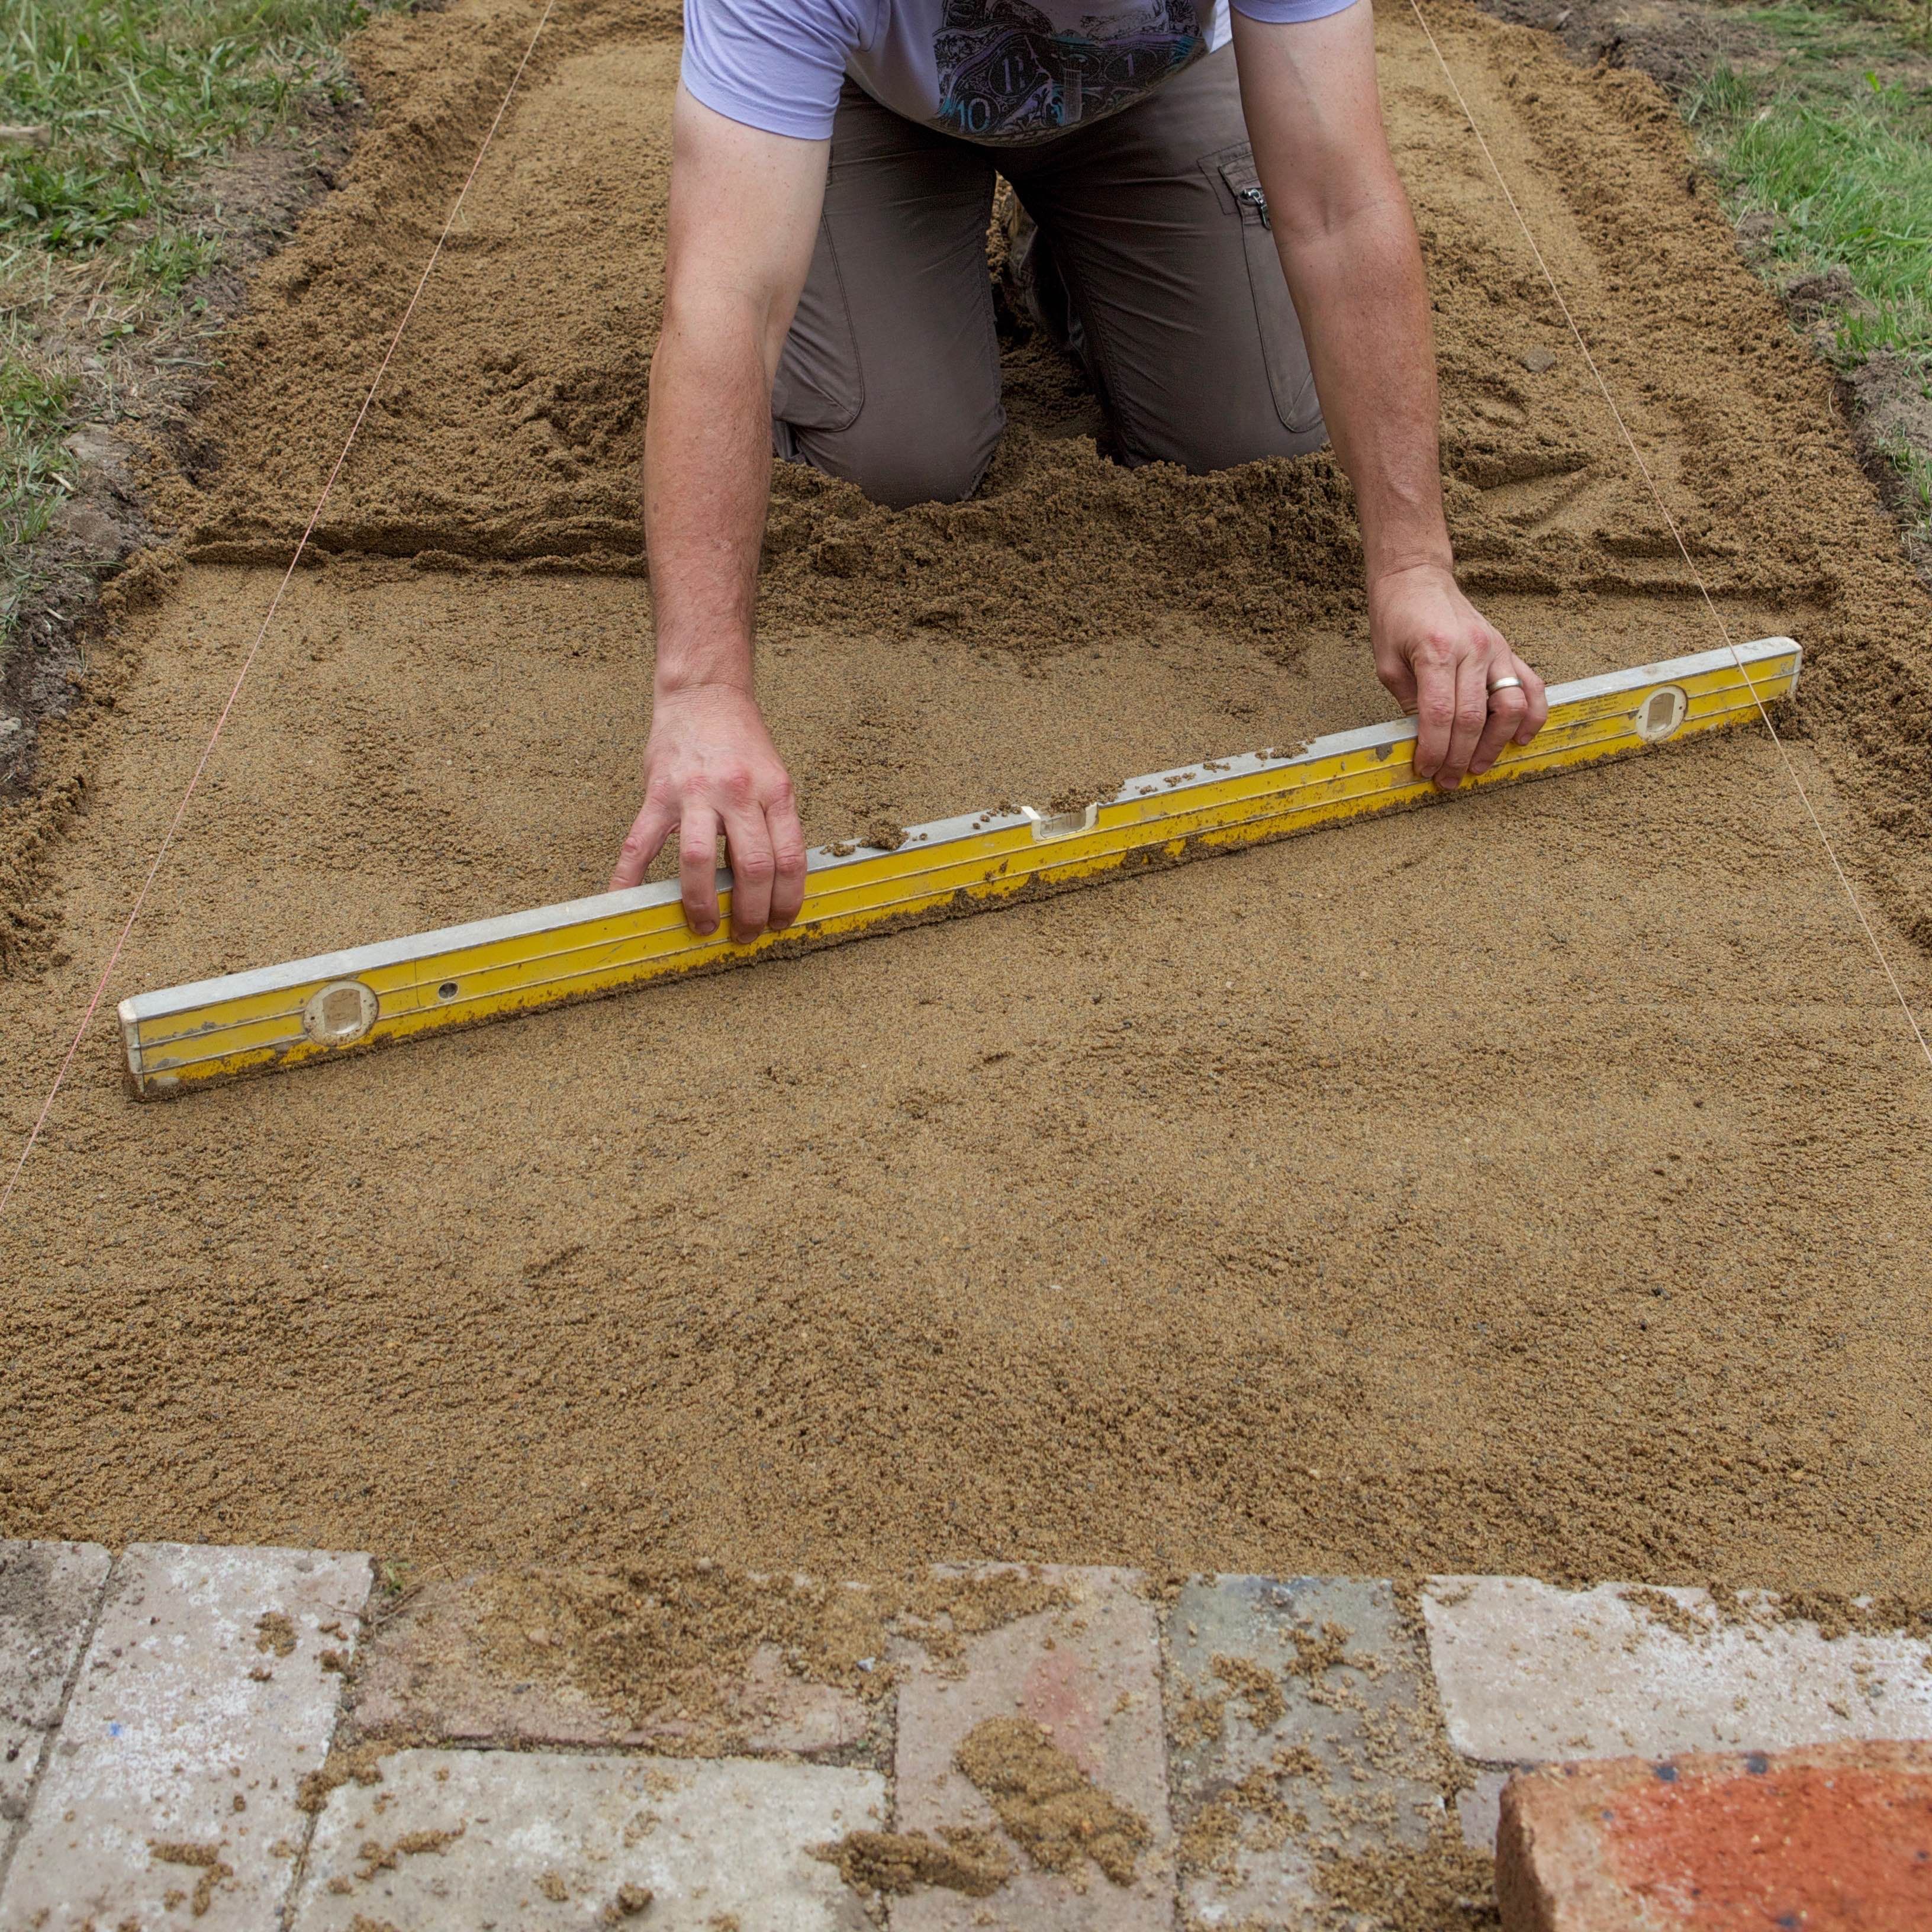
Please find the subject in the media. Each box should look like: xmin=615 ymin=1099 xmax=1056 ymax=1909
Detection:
xmin=120 ymin=637 xmax=1799 ymax=1097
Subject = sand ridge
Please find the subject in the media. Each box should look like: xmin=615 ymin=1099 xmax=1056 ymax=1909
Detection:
xmin=1 ymin=0 xmax=1929 ymax=1600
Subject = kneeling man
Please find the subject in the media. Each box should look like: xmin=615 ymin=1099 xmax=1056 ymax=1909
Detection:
xmin=611 ymin=0 xmax=1547 ymax=937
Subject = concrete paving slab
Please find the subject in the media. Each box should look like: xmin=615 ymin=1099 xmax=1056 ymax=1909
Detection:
xmin=1166 ymin=1575 xmax=1447 ymax=1928
xmin=353 ymin=1574 xmax=868 ymax=1754
xmin=1422 ymin=1576 xmax=1932 ymax=1765
xmin=289 ymin=1748 xmax=883 ymax=1930
xmin=0 ymin=1542 xmax=111 ymax=1877
xmin=0 ymin=1543 xmax=371 ymax=1932
xmin=890 ymin=1565 xmax=1173 ymax=1932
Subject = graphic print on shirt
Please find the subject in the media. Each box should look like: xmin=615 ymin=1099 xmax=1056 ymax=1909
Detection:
xmin=934 ymin=0 xmax=1206 ymax=141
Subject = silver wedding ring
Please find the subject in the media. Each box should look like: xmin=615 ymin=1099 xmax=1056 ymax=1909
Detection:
xmin=1489 ymin=674 xmax=1524 ymax=694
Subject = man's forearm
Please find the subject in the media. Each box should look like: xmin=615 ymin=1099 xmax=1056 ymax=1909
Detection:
xmin=642 ymin=294 xmax=777 ymax=697
xmin=1271 ymin=192 xmax=1451 ymax=587
xmin=613 ymin=95 xmax=825 ymax=923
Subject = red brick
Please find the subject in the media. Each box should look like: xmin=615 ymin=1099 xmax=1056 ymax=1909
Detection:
xmin=1496 ymin=1738 xmax=1932 ymax=1932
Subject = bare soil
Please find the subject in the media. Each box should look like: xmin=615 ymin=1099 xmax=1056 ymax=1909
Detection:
xmin=1471 ymin=0 xmax=1767 ymax=91
xmin=2 ymin=0 xmax=1931 ymax=1603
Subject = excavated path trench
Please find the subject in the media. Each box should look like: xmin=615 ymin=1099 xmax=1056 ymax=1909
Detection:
xmin=2 ymin=0 xmax=1930 ymax=1596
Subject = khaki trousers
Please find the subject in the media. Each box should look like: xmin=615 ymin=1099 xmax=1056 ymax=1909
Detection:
xmin=771 ymin=44 xmax=1329 ymax=510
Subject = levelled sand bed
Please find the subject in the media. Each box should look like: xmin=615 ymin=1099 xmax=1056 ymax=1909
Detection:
xmin=1 ymin=0 xmax=1930 ymax=1597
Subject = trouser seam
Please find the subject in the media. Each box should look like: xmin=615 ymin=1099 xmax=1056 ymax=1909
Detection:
xmin=816 ymin=214 xmax=867 ymax=433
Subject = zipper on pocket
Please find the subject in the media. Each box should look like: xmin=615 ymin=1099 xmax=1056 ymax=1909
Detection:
xmin=1209 ymin=146 xmax=1322 ymax=439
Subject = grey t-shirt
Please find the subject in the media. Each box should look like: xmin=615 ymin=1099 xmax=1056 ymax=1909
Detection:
xmin=684 ymin=0 xmax=1358 ymax=147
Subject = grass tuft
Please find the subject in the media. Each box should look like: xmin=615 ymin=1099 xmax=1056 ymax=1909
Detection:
xmin=1683 ymin=4 xmax=1932 ymax=562
xmin=0 ymin=0 xmax=385 ymax=272
xmin=1 ymin=356 xmax=76 ymax=529
xmin=0 ymin=350 xmax=77 ymax=648
xmin=1879 ymin=433 xmax=1932 ymax=542
xmin=1690 ymin=57 xmax=1932 ymax=358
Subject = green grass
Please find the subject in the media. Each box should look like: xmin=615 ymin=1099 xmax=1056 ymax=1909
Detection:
xmin=0 ymin=0 xmax=402 ymax=677
xmin=1685 ymin=8 xmax=1932 ymax=540
xmin=1744 ymin=1 xmax=1932 ymax=75
xmin=1686 ymin=0 xmax=1932 ymax=373
xmin=1 ymin=356 xmax=75 ymax=545
xmin=1689 ymin=72 xmax=1932 ymax=362
xmin=0 ymin=350 xmax=75 ymax=654
xmin=0 ymin=0 xmax=379 ymax=256
xmin=1878 ymin=432 xmax=1932 ymax=542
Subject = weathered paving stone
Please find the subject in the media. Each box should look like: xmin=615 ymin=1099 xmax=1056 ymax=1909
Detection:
xmin=890 ymin=1565 xmax=1174 ymax=1932
xmin=1166 ymin=1576 xmax=1447 ymax=1929
xmin=289 ymin=1749 xmax=883 ymax=1930
xmin=353 ymin=1574 xmax=868 ymax=1754
xmin=1494 ymin=1740 xmax=1932 ymax=1932
xmin=1422 ymin=1576 xmax=1932 ymax=1769
xmin=0 ymin=1543 xmax=371 ymax=1931
xmin=0 ymin=1542 xmax=111 ymax=1875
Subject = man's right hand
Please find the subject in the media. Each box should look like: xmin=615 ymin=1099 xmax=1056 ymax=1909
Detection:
xmin=608 ymin=681 xmax=808 ymax=944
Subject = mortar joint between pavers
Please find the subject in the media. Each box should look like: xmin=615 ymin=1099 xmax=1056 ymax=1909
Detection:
xmin=330 ymin=1732 xmax=897 ymax=1770
xmin=0 ymin=1545 xmax=115 ymax=1905
xmin=277 ymin=1551 xmax=377 ymax=1932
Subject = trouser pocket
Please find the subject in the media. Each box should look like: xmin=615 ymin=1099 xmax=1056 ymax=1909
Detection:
xmin=1202 ymin=142 xmax=1322 ymax=438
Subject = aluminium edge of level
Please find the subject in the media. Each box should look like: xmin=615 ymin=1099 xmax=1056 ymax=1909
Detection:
xmin=120 ymin=636 xmax=1800 ymax=1098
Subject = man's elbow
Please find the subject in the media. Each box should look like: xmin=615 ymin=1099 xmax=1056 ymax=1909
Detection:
xmin=656 ymin=275 xmax=784 ymax=377
xmin=1264 ymin=164 xmax=1412 ymax=249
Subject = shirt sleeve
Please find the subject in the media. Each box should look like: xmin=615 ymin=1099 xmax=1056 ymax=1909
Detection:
xmin=681 ymin=0 xmax=874 ymax=141
xmin=1230 ymin=0 xmax=1364 ymax=24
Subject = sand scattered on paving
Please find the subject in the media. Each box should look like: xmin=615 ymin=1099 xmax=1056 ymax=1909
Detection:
xmin=468 ymin=1561 xmax=1068 ymax=1731
xmin=815 ymin=1827 xmax=1012 ymax=1899
xmin=2 ymin=0 xmax=1931 ymax=1618
xmin=1167 ymin=1580 xmax=1490 ymax=1926
xmin=146 ymin=1841 xmax=234 ymax=1918
xmin=295 ymin=1738 xmax=389 ymax=1815
xmin=1313 ymin=1835 xmax=1502 ymax=1930
xmin=955 ymin=1714 xmax=1151 ymax=1885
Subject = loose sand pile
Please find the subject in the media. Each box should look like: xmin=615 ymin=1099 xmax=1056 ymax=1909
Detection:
xmin=2 ymin=0 xmax=1930 ymax=1602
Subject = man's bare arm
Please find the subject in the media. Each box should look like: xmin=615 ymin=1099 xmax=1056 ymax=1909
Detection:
xmin=608 ymin=89 xmax=827 ymax=937
xmin=1232 ymin=2 xmax=1547 ymax=788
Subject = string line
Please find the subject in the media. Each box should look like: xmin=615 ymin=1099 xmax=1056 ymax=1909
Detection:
xmin=1408 ymin=0 xmax=1932 ymax=1071
xmin=1 ymin=0 xmax=561 ymax=1216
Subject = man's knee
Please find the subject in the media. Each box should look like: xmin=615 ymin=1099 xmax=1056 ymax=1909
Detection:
xmin=1148 ymin=409 xmax=1329 ymax=477
xmin=780 ymin=400 xmax=1003 ymax=510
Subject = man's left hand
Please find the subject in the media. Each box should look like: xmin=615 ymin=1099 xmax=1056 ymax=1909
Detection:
xmin=1368 ymin=561 xmax=1548 ymax=791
